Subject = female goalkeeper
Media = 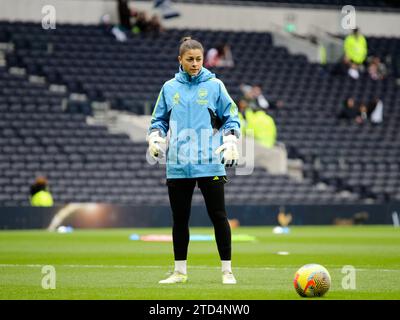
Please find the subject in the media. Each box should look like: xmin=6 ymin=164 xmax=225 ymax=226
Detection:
xmin=147 ymin=37 xmax=240 ymax=284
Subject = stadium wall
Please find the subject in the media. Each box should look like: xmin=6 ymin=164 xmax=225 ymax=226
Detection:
xmin=0 ymin=203 xmax=398 ymax=229
xmin=1 ymin=0 xmax=400 ymax=36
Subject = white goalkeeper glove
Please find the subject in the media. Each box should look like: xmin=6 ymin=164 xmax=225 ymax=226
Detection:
xmin=147 ymin=131 xmax=166 ymax=160
xmin=215 ymin=134 xmax=239 ymax=167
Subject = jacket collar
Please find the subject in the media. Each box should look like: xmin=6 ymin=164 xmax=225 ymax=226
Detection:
xmin=175 ymin=66 xmax=215 ymax=84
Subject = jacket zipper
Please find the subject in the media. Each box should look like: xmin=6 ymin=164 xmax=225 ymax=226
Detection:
xmin=188 ymin=81 xmax=192 ymax=177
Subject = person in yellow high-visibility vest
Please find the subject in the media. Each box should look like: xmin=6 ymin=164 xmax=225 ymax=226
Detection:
xmin=344 ymin=28 xmax=368 ymax=65
xmin=238 ymin=99 xmax=277 ymax=148
xmin=30 ymin=176 xmax=54 ymax=207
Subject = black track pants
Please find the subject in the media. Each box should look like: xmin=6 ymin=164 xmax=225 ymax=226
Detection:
xmin=167 ymin=176 xmax=231 ymax=261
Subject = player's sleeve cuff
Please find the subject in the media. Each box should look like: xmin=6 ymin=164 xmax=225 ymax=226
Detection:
xmin=224 ymin=129 xmax=240 ymax=138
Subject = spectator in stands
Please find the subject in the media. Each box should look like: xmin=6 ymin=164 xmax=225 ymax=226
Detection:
xmin=253 ymin=85 xmax=284 ymax=110
xmin=240 ymin=83 xmax=283 ymax=111
xmin=338 ymin=97 xmax=359 ymax=122
xmin=205 ymin=43 xmax=234 ymax=68
xmin=237 ymin=98 xmax=277 ymax=148
xmin=132 ymin=11 xmax=150 ymax=34
xmin=356 ymin=102 xmax=369 ymax=125
xmin=131 ymin=10 xmax=164 ymax=36
xmin=367 ymin=56 xmax=387 ymax=81
xmin=147 ymin=14 xmax=164 ymax=35
xmin=368 ymin=97 xmax=384 ymax=124
xmin=100 ymin=14 xmax=127 ymax=42
xmin=239 ymin=83 xmax=255 ymax=106
xmin=348 ymin=63 xmax=360 ymax=80
xmin=147 ymin=37 xmax=240 ymax=285
xmin=30 ymin=176 xmax=54 ymax=207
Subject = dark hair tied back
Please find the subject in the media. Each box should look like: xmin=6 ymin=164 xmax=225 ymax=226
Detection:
xmin=179 ymin=36 xmax=204 ymax=56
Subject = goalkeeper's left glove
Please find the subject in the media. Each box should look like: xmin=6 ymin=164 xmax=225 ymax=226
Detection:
xmin=215 ymin=134 xmax=239 ymax=167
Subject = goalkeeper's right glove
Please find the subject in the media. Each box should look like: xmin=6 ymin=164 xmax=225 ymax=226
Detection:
xmin=147 ymin=131 xmax=166 ymax=160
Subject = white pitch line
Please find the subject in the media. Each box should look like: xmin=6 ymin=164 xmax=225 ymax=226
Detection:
xmin=0 ymin=264 xmax=400 ymax=272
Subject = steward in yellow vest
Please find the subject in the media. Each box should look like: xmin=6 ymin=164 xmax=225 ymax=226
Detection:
xmin=30 ymin=176 xmax=54 ymax=207
xmin=344 ymin=28 xmax=367 ymax=65
xmin=238 ymin=100 xmax=277 ymax=148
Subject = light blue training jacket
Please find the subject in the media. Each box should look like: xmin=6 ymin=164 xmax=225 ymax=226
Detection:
xmin=149 ymin=66 xmax=240 ymax=179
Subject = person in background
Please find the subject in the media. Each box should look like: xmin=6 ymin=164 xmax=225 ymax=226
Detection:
xmin=132 ymin=11 xmax=150 ymax=34
xmin=368 ymin=56 xmax=387 ymax=81
xmin=147 ymin=14 xmax=164 ymax=35
xmin=344 ymin=27 xmax=368 ymax=66
xmin=343 ymin=28 xmax=367 ymax=80
xmin=356 ymin=102 xmax=369 ymax=125
xmin=240 ymin=84 xmax=283 ymax=111
xmin=348 ymin=63 xmax=360 ymax=80
xmin=369 ymin=97 xmax=384 ymax=124
xmin=338 ymin=97 xmax=359 ymax=123
xmin=252 ymin=85 xmax=284 ymax=110
xmin=205 ymin=43 xmax=234 ymax=68
xmin=100 ymin=14 xmax=127 ymax=42
xmin=238 ymin=98 xmax=277 ymax=148
xmin=30 ymin=176 xmax=54 ymax=207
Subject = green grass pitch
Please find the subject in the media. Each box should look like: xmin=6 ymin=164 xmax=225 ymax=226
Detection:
xmin=0 ymin=226 xmax=399 ymax=299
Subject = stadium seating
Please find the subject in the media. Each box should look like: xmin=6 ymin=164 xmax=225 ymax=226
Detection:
xmin=0 ymin=21 xmax=399 ymax=205
xmin=179 ymin=0 xmax=400 ymax=10
xmin=0 ymin=64 xmax=347 ymax=206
